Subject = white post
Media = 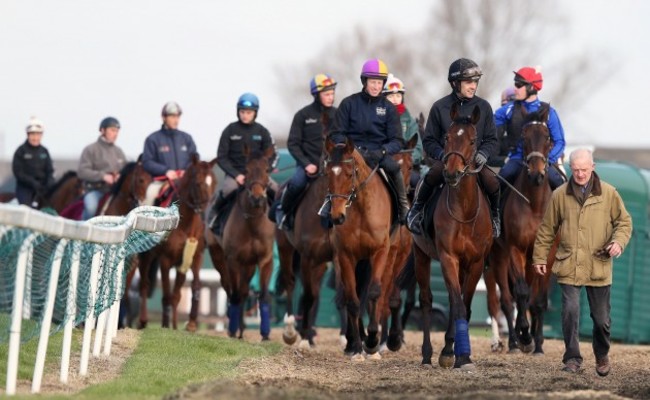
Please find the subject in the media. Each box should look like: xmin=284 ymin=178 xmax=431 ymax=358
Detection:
xmin=60 ymin=242 xmax=81 ymax=383
xmin=80 ymin=248 xmax=101 ymax=376
xmin=31 ymin=239 xmax=68 ymax=393
xmin=104 ymin=259 xmax=124 ymax=355
xmin=5 ymin=233 xmax=38 ymax=396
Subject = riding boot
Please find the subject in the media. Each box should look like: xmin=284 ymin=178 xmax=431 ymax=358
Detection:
xmin=487 ymin=188 xmax=501 ymax=238
xmin=406 ymin=179 xmax=435 ymax=235
xmin=279 ymin=184 xmax=300 ymax=230
xmin=387 ymin=168 xmax=409 ymax=225
xmin=209 ymin=191 xmax=226 ymax=230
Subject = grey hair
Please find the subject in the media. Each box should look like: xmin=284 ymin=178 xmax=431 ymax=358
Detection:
xmin=569 ymin=148 xmax=594 ymax=165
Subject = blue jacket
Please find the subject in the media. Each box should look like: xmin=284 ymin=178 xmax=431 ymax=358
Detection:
xmin=142 ymin=126 xmax=198 ymax=177
xmin=328 ymin=90 xmax=403 ymax=155
xmin=494 ymin=99 xmax=565 ymax=163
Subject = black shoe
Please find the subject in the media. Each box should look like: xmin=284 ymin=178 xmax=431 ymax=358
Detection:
xmin=406 ymin=203 xmax=424 ymax=235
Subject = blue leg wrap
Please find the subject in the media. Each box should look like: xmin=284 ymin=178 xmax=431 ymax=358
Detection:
xmin=228 ymin=304 xmax=241 ymax=335
xmin=260 ymin=302 xmax=271 ymax=337
xmin=454 ymin=319 xmax=471 ymax=356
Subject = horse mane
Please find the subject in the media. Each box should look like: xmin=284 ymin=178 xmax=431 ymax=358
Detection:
xmin=328 ymin=142 xmax=348 ymax=163
xmin=46 ymin=170 xmax=78 ymax=196
xmin=111 ymin=161 xmax=137 ymax=196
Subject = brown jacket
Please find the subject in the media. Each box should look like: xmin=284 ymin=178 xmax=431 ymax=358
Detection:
xmin=533 ymin=172 xmax=632 ymax=286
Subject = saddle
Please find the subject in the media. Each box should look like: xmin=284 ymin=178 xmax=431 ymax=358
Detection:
xmin=272 ymin=182 xmax=312 ymax=231
xmin=155 ymin=182 xmax=177 ymax=208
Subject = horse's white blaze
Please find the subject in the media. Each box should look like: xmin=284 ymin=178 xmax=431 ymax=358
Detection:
xmin=398 ymin=159 xmax=403 ymax=165
xmin=457 ymin=128 xmax=464 ymax=137
xmin=332 ymin=166 xmax=342 ymax=176
xmin=205 ymin=175 xmax=213 ymax=187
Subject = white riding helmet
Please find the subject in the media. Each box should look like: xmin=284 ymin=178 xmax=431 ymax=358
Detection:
xmin=383 ymin=74 xmax=406 ymax=94
xmin=25 ymin=117 xmax=45 ymax=133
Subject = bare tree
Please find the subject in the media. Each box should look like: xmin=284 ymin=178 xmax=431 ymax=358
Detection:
xmin=276 ymin=0 xmax=612 ymax=130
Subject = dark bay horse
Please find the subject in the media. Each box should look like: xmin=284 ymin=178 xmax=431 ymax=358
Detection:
xmin=42 ymin=171 xmax=84 ymax=213
xmin=207 ymin=146 xmax=276 ymax=340
xmin=324 ymin=137 xmax=395 ymax=361
xmin=485 ymin=104 xmax=557 ymax=354
xmin=412 ymin=103 xmax=492 ymax=370
xmin=103 ymin=160 xmax=153 ymax=216
xmin=138 ymin=154 xmax=217 ymax=331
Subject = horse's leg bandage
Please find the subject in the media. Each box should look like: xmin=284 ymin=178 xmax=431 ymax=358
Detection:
xmin=178 ymin=237 xmax=198 ymax=274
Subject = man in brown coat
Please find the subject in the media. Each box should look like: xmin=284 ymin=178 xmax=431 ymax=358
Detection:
xmin=533 ymin=148 xmax=632 ymax=376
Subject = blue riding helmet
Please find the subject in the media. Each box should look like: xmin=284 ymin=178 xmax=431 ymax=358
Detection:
xmin=237 ymin=93 xmax=260 ymax=111
xmin=99 ymin=116 xmax=120 ymax=130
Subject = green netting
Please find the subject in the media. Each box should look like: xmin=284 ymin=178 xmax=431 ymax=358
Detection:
xmin=0 ymin=205 xmax=178 ymax=345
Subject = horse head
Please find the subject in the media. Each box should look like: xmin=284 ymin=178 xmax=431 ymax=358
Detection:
xmin=243 ymin=144 xmax=274 ymax=210
xmin=180 ymin=153 xmax=218 ymax=214
xmin=324 ymin=136 xmax=358 ymax=225
xmin=442 ymin=103 xmax=480 ymax=187
xmin=393 ymin=133 xmax=418 ymax=184
xmin=112 ymin=159 xmax=153 ymax=209
xmin=521 ymin=104 xmax=552 ymax=186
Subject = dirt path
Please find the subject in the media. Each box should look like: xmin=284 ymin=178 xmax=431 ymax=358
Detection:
xmin=173 ymin=327 xmax=650 ymax=400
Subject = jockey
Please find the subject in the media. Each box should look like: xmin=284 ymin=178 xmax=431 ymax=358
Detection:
xmin=319 ymin=58 xmax=410 ymax=224
xmin=496 ymin=66 xmax=566 ymax=190
xmin=277 ymin=73 xmax=338 ymax=230
xmin=383 ymin=73 xmax=425 ymax=192
xmin=78 ymin=117 xmax=127 ymax=219
xmin=211 ymin=93 xmax=279 ymax=220
xmin=407 ymin=58 xmax=501 ymax=237
xmin=12 ymin=117 xmax=55 ymax=208
xmin=142 ymin=101 xmax=198 ymax=205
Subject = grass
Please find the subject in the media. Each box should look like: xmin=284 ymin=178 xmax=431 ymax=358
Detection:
xmin=2 ymin=327 xmax=281 ymax=399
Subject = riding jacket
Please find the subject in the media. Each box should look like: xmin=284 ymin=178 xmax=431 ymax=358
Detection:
xmin=217 ymin=121 xmax=279 ymax=178
xmin=78 ymin=136 xmax=127 ymax=191
xmin=422 ymin=92 xmax=498 ymax=162
xmin=12 ymin=140 xmax=55 ymax=195
xmin=328 ymin=90 xmax=403 ymax=156
xmin=494 ymin=98 xmax=565 ymax=164
xmin=288 ymin=101 xmax=337 ymax=167
xmin=142 ymin=125 xmax=198 ymax=177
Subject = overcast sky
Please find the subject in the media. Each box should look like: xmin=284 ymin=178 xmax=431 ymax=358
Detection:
xmin=0 ymin=0 xmax=648 ymax=162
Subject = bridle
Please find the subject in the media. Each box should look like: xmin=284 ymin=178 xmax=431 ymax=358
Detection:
xmin=242 ymin=178 xmax=269 ymax=219
xmin=324 ymin=151 xmax=379 ymax=209
xmin=181 ymin=167 xmax=210 ymax=214
xmin=442 ymin=128 xmax=482 ymax=224
xmin=523 ymin=120 xmax=549 ymax=174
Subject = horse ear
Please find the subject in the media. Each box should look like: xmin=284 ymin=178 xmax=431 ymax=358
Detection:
xmin=418 ymin=112 xmax=426 ymax=136
xmin=137 ymin=153 xmax=143 ymax=163
xmin=209 ymin=157 xmax=218 ymax=167
xmin=325 ymin=137 xmax=335 ymax=154
xmin=450 ymin=102 xmax=460 ymax=121
xmin=191 ymin=152 xmax=200 ymax=164
xmin=263 ymin=145 xmax=275 ymax=160
xmin=471 ymin=105 xmax=481 ymax=125
xmin=539 ymin=103 xmax=550 ymax=123
xmin=406 ymin=133 xmax=418 ymax=150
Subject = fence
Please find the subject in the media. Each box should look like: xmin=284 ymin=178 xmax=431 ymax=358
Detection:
xmin=0 ymin=204 xmax=179 ymax=396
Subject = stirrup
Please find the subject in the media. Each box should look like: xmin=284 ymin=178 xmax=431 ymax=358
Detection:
xmin=492 ymin=219 xmax=501 ymax=238
xmin=406 ymin=209 xmax=423 ymax=235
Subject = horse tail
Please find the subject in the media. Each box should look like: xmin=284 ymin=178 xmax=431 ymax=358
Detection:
xmin=396 ymin=250 xmax=416 ymax=290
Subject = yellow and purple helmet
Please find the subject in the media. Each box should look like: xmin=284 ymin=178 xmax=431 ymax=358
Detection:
xmin=360 ymin=58 xmax=389 ymax=82
xmin=310 ymin=74 xmax=337 ymax=96
xmin=383 ymin=74 xmax=405 ymax=94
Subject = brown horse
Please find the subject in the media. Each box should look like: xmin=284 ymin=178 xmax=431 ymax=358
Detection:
xmin=207 ymin=146 xmax=276 ymax=340
xmin=138 ymin=154 xmax=217 ymax=331
xmin=485 ymin=104 xmax=557 ymax=354
xmin=412 ymin=103 xmax=493 ymax=370
xmin=275 ymin=173 xmax=333 ymax=347
xmin=41 ymin=171 xmax=84 ymax=213
xmin=323 ymin=137 xmax=395 ymax=361
xmin=103 ymin=160 xmax=153 ymax=216
xmin=378 ymin=133 xmax=419 ymax=353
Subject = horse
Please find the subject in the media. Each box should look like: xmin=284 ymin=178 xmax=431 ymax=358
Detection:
xmin=137 ymin=154 xmax=217 ymax=331
xmin=207 ymin=146 xmax=276 ymax=340
xmin=485 ymin=104 xmax=557 ymax=354
xmin=38 ymin=171 xmax=84 ymax=213
xmin=103 ymin=160 xmax=153 ymax=216
xmin=323 ymin=136 xmax=395 ymax=361
xmin=411 ymin=103 xmax=493 ymax=370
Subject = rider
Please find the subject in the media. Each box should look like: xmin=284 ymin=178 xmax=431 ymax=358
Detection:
xmin=78 ymin=117 xmax=127 ymax=219
xmin=495 ymin=66 xmax=566 ymax=190
xmin=383 ymin=73 xmax=425 ymax=192
xmin=277 ymin=73 xmax=338 ymax=230
xmin=407 ymin=58 xmax=501 ymax=237
xmin=211 ymin=93 xmax=279 ymax=225
xmin=12 ymin=117 xmax=55 ymax=208
xmin=491 ymin=87 xmax=518 ymax=168
xmin=142 ymin=101 xmax=198 ymax=205
xmin=319 ymin=58 xmax=410 ymax=224
xmin=500 ymin=87 xmax=516 ymax=106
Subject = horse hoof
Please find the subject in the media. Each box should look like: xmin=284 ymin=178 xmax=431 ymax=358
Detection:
xmin=186 ymin=321 xmax=197 ymax=333
xmin=298 ymin=339 xmax=311 ymax=350
xmin=387 ymin=335 xmax=403 ymax=352
xmin=362 ymin=341 xmax=380 ymax=355
xmin=520 ymin=342 xmax=535 ymax=353
xmin=438 ymin=355 xmax=455 ymax=369
xmin=533 ymin=351 xmax=545 ymax=357
xmin=366 ymin=352 xmax=382 ymax=361
xmin=261 ymin=336 xmax=270 ymax=342
xmin=491 ymin=341 xmax=504 ymax=353
xmin=458 ymin=363 xmax=476 ymax=372
xmin=282 ymin=331 xmax=298 ymax=345
xmin=137 ymin=321 xmax=147 ymax=330
xmin=508 ymin=347 xmax=521 ymax=354
xmin=339 ymin=335 xmax=348 ymax=349
xmin=350 ymin=353 xmax=365 ymax=362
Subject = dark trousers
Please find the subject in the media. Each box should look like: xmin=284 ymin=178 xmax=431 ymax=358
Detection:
xmin=16 ymin=185 xmax=37 ymax=208
xmin=560 ymin=284 xmax=611 ymax=364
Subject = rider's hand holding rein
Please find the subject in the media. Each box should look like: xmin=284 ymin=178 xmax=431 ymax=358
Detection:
xmin=235 ymin=174 xmax=246 ymax=186
xmin=533 ymin=264 xmax=547 ymax=276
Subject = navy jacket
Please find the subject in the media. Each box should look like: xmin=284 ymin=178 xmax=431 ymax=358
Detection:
xmin=12 ymin=141 xmax=55 ymax=193
xmin=142 ymin=126 xmax=198 ymax=177
xmin=217 ymin=121 xmax=278 ymax=178
xmin=423 ymin=92 xmax=498 ymax=161
xmin=328 ymin=90 xmax=403 ymax=155
xmin=288 ymin=101 xmax=337 ymax=167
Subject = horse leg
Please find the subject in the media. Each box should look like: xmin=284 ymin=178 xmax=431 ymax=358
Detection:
xmin=297 ymin=257 xmax=316 ymax=348
xmin=529 ymin=274 xmax=548 ymax=355
xmin=258 ymin=255 xmax=274 ymax=341
xmin=280 ymin=246 xmax=298 ymax=345
xmin=120 ymin=255 xmax=138 ymax=328
xmin=453 ymin=260 xmax=484 ymax=370
xmin=159 ymin=259 xmax=173 ymax=329
xmin=484 ymin=259 xmax=504 ymax=352
xmin=511 ymin=251 xmax=533 ymax=352
xmin=306 ymin=262 xmax=327 ymax=347
xmin=335 ymin=276 xmax=348 ymax=349
xmin=171 ymin=268 xmax=187 ymax=330
xmin=439 ymin=253 xmax=469 ymax=369
xmin=493 ymin=247 xmax=519 ymax=353
xmin=185 ymin=250 xmax=203 ymax=332
xmin=400 ymin=251 xmax=416 ymax=330
xmin=338 ymin=254 xmax=363 ymax=360
xmin=364 ymin=247 xmax=390 ymax=355
xmin=226 ymin=260 xmax=242 ymax=338
xmin=413 ymin=244 xmax=434 ymax=365
xmin=137 ymin=251 xmax=154 ymax=329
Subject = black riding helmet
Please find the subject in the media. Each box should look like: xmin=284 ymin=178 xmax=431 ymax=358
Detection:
xmin=448 ymin=58 xmax=483 ymax=91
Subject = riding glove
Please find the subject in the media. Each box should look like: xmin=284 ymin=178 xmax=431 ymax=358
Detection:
xmin=365 ymin=149 xmax=385 ymax=167
xmin=474 ymin=152 xmax=488 ymax=167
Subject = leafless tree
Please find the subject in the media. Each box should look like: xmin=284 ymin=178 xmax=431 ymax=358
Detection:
xmin=276 ymin=0 xmax=612 ymax=127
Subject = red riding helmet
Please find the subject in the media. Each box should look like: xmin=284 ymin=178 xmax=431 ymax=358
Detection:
xmin=514 ymin=66 xmax=543 ymax=91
